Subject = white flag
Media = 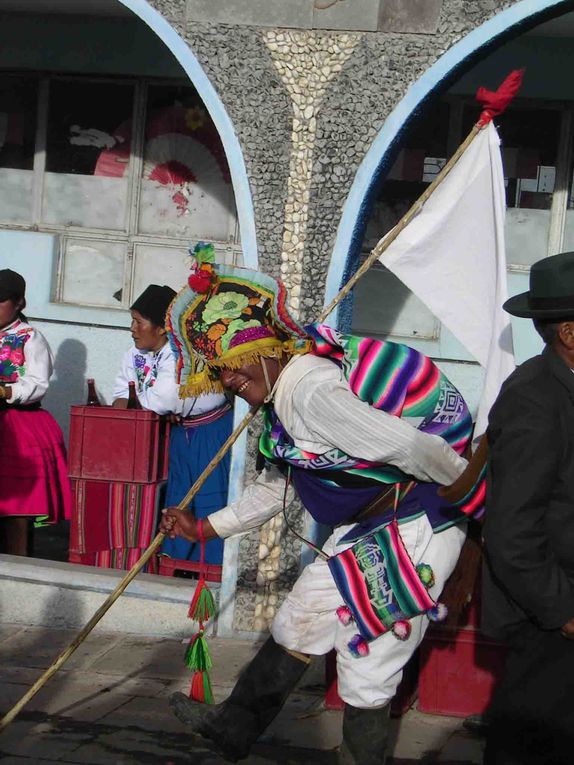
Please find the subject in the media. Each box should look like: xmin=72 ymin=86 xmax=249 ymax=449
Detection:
xmin=380 ymin=121 xmax=514 ymax=438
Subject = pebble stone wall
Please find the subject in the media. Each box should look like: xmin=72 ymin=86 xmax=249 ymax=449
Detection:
xmin=251 ymin=30 xmax=360 ymax=631
xmin=150 ymin=0 xmax=524 ymax=632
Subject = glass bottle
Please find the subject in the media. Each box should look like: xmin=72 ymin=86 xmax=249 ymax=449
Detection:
xmin=127 ymin=380 xmax=141 ymax=410
xmin=86 ymin=378 xmax=101 ymax=407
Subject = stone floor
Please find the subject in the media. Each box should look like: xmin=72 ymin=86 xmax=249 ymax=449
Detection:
xmin=0 ymin=624 xmax=485 ymax=764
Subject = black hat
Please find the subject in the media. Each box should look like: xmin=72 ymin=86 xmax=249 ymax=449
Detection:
xmin=130 ymin=284 xmax=176 ymax=327
xmin=504 ymin=251 xmax=574 ymax=318
xmin=0 ymin=269 xmax=26 ymax=303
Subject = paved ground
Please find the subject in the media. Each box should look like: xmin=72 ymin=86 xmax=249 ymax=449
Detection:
xmin=0 ymin=624 xmax=485 ymax=764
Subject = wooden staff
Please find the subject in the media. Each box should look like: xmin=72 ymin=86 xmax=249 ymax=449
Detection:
xmin=0 ymin=107 xmax=497 ymax=733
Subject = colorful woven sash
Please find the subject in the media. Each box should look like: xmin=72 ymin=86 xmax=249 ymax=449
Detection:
xmin=181 ymin=401 xmax=232 ymax=429
xmin=69 ymin=479 xmax=160 ymax=558
xmin=329 ymin=520 xmax=436 ymax=641
xmin=260 ymin=323 xmax=472 ymax=486
xmin=328 ymin=485 xmax=444 ymax=656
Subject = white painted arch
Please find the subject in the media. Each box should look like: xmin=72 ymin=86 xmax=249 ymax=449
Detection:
xmin=325 ymin=0 xmax=574 ymax=326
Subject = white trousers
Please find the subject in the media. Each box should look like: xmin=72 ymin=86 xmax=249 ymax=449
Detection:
xmin=271 ymin=515 xmax=466 ymax=709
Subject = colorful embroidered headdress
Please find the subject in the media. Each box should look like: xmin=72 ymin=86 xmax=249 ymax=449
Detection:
xmin=167 ymin=242 xmax=310 ymax=396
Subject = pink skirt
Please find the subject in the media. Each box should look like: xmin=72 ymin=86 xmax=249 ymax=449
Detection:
xmin=0 ymin=407 xmax=72 ymax=521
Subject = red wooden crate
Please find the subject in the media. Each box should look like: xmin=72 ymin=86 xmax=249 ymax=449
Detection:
xmin=157 ymin=556 xmax=223 ymax=582
xmin=68 ymin=405 xmax=169 ymax=483
xmin=418 ymin=625 xmax=506 ymax=717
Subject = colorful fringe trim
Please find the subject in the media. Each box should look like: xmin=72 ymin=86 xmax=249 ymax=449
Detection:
xmin=184 ymin=519 xmax=216 ymax=702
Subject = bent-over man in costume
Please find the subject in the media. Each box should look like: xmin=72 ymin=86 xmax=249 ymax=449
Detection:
xmin=160 ymin=251 xmax=484 ymax=764
xmin=483 ymin=251 xmax=574 ymax=765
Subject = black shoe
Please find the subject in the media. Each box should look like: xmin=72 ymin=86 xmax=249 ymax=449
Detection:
xmin=463 ymin=712 xmax=491 ymax=737
xmin=169 ymin=637 xmax=309 ymax=762
xmin=338 ymin=703 xmax=391 ymax=765
xmin=169 ymin=692 xmax=258 ymax=762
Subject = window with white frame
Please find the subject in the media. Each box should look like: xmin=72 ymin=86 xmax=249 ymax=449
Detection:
xmin=0 ymin=74 xmax=240 ymax=309
xmin=353 ymin=96 xmax=572 ymax=342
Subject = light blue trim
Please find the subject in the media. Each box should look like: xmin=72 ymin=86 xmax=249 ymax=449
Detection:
xmin=325 ymin=0 xmax=573 ymax=323
xmin=119 ymin=0 xmax=258 ymax=269
xmin=117 ymin=1 xmax=258 ymax=636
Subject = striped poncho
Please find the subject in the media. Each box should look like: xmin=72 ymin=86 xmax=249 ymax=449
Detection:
xmin=260 ymin=323 xmax=473 ymax=487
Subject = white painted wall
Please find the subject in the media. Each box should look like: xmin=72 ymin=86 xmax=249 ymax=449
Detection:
xmin=1 ymin=228 xmax=131 ymax=440
xmin=37 ymin=320 xmax=130 ymax=441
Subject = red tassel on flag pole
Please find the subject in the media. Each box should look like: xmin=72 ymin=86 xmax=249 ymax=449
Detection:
xmin=476 ymin=68 xmax=525 ymax=126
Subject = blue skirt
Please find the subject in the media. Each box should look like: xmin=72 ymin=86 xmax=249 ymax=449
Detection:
xmin=160 ymin=408 xmax=233 ymax=564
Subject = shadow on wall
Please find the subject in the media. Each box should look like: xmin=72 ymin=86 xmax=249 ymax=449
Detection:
xmin=43 ymin=338 xmax=88 ymax=443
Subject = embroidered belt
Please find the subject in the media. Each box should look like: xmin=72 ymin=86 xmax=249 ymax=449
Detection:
xmin=181 ymin=402 xmax=232 ymax=428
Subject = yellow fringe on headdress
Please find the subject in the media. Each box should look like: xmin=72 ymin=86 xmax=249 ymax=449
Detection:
xmin=179 ymin=338 xmax=311 ymax=398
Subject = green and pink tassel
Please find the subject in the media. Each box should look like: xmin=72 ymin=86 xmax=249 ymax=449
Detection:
xmin=184 ymin=519 xmax=216 ymax=703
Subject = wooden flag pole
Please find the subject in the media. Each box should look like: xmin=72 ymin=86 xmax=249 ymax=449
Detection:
xmin=1 ymin=67 xmax=524 ymax=732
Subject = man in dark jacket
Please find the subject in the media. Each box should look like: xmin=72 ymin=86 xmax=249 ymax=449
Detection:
xmin=483 ymin=251 xmax=574 ymax=765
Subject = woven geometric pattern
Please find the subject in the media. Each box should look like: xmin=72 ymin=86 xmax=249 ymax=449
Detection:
xmin=329 ymin=521 xmax=435 ymax=641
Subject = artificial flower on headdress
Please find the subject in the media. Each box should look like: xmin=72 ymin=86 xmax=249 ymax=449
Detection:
xmin=187 ymin=242 xmax=215 ymax=293
xmin=167 ymin=244 xmax=310 ymax=397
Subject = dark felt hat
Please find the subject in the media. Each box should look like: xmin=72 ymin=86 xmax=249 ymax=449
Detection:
xmin=130 ymin=284 xmax=176 ymax=327
xmin=0 ymin=269 xmax=26 ymax=303
xmin=504 ymin=251 xmax=574 ymax=318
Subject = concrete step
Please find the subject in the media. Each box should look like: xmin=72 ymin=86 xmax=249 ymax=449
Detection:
xmin=0 ymin=554 xmax=214 ymax=638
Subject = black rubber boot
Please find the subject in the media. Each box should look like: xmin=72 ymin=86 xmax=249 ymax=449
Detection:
xmin=338 ymin=702 xmax=391 ymax=765
xmin=169 ymin=636 xmax=309 ymax=762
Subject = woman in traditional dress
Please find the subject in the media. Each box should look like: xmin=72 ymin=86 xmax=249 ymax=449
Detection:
xmin=112 ymin=274 xmax=232 ymax=565
xmin=0 ymin=269 xmax=71 ymax=555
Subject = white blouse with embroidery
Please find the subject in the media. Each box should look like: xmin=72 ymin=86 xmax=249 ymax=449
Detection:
xmin=112 ymin=342 xmax=226 ymax=417
xmin=0 ymin=318 xmax=54 ymax=405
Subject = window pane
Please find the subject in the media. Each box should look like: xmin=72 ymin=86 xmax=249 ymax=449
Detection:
xmin=463 ymin=104 xmax=560 ymax=208
xmin=356 ymin=101 xmax=449 ymax=339
xmin=61 ymin=238 xmax=126 ymax=308
xmin=0 ymin=76 xmax=37 ymax=223
xmin=505 ymin=208 xmax=551 ymax=267
xmin=369 ymin=103 xmax=450 ymax=250
xmin=131 ymin=244 xmax=190 ymax=299
xmin=131 ymin=241 xmax=239 ymax=301
xmin=43 ymin=80 xmax=134 ymax=230
xmin=138 ymin=85 xmax=235 ymax=241
xmin=351 ymin=264 xmax=439 ymax=341
xmin=559 ymin=140 xmax=574 ymax=252
xmin=464 ymin=104 xmax=560 ymax=266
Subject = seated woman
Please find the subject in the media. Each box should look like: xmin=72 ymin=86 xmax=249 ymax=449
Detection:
xmin=112 ymin=283 xmax=232 ymax=565
xmin=0 ymin=269 xmax=71 ymax=555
